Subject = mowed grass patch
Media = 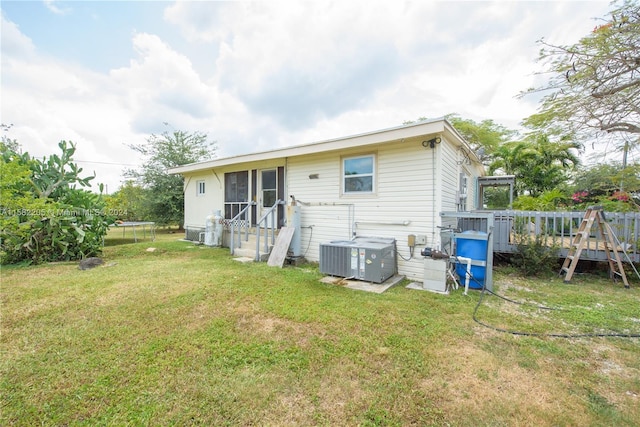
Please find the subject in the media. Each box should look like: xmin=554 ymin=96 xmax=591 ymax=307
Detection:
xmin=2 ymin=231 xmax=639 ymax=426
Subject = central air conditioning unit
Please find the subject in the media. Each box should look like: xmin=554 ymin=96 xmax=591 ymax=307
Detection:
xmin=319 ymin=237 xmax=396 ymax=283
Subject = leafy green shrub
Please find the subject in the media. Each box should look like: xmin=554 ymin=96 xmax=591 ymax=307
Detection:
xmin=513 ymin=189 xmax=570 ymax=211
xmin=1 ymin=141 xmax=113 ymax=265
xmin=510 ymin=232 xmax=560 ymax=276
xmin=18 ymin=206 xmax=112 ymax=264
xmin=593 ymin=193 xmax=639 ymax=213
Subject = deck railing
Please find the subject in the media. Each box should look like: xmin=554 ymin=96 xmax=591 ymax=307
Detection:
xmin=486 ymin=210 xmax=640 ymax=263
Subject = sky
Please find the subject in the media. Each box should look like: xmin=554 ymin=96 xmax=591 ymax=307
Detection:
xmin=0 ymin=0 xmax=613 ymax=193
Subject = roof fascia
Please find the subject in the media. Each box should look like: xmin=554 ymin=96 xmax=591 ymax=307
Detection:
xmin=169 ymin=118 xmax=453 ymax=175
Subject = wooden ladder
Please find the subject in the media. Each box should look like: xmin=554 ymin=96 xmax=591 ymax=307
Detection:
xmin=559 ymin=207 xmax=629 ymax=288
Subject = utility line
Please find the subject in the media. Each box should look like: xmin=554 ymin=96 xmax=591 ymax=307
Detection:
xmin=75 ymin=159 xmax=138 ymax=166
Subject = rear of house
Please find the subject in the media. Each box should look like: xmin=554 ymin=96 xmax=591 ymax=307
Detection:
xmin=170 ymin=118 xmax=484 ymax=282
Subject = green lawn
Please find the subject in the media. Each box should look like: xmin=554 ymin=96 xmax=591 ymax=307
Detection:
xmin=2 ymin=230 xmax=639 ymax=426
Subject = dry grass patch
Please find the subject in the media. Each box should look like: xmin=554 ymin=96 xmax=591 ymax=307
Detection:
xmin=419 ymin=337 xmax=591 ymax=426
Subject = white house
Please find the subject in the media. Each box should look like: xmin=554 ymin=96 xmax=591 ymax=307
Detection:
xmin=169 ymin=118 xmax=484 ymax=282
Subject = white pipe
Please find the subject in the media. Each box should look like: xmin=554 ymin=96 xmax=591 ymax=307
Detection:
xmin=354 ymin=220 xmax=411 ymax=226
xmin=457 ymin=256 xmax=472 ymax=295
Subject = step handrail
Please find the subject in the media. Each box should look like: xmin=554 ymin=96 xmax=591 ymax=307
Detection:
xmin=255 ymin=200 xmax=286 ymax=261
xmin=229 ymin=202 xmax=256 ymax=255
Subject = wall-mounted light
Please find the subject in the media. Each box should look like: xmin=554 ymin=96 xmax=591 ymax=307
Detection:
xmin=421 ymin=136 xmax=442 ymax=149
xmin=309 ymin=173 xmax=319 ymax=179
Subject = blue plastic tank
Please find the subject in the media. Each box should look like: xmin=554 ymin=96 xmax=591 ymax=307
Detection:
xmin=455 ymin=231 xmax=488 ymax=289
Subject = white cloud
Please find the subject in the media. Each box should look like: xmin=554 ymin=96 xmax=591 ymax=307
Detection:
xmin=0 ymin=13 xmax=36 ymax=60
xmin=110 ymin=33 xmax=216 ymax=134
xmin=1 ymin=0 xmax=614 ymax=192
xmin=164 ymin=0 xmax=610 ymax=137
xmin=204 ymin=2 xmax=435 ymax=130
xmin=1 ymin=20 xmax=142 ymax=191
xmin=163 ymin=0 xmax=229 ymax=43
xmin=43 ymin=0 xmax=72 ymax=16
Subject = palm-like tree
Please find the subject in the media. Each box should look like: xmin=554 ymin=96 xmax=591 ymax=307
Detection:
xmin=489 ymin=134 xmax=581 ymax=197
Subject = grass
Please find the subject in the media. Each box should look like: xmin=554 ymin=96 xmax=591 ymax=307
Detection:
xmin=1 ymin=229 xmax=639 ymax=426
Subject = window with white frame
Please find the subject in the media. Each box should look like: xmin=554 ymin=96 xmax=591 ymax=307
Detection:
xmin=458 ymin=173 xmax=469 ymax=211
xmin=343 ymin=154 xmax=375 ymax=194
xmin=196 ymin=180 xmax=205 ymax=196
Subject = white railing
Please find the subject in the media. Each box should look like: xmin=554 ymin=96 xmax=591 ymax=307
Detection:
xmin=228 ymin=202 xmax=256 ymax=255
xmin=255 ymin=200 xmax=285 ymax=261
xmin=488 ymin=210 xmax=640 ymax=262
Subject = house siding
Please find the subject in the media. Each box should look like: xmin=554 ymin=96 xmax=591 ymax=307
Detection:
xmin=173 ymin=119 xmax=484 ymax=284
xmin=287 ymin=138 xmax=438 ymax=281
xmin=184 ymin=172 xmax=221 ymax=230
xmin=440 ymin=140 xmax=458 ymax=213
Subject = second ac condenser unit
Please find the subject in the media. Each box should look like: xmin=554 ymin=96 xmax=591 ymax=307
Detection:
xmin=319 ymin=237 xmax=396 ymax=283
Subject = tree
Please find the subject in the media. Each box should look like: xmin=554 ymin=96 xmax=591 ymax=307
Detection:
xmin=126 ymin=128 xmax=216 ymax=228
xmin=1 ymin=142 xmax=50 ymax=264
xmin=572 ymin=163 xmax=624 ymax=197
xmin=403 ymin=114 xmax=517 ymax=165
xmin=489 ymin=134 xmax=580 ymax=197
xmin=1 ymin=123 xmax=20 ymax=153
xmin=522 ymin=1 xmax=640 ymax=155
xmin=445 ymin=114 xmax=517 ymax=164
xmin=570 ymin=161 xmax=640 ymax=209
xmin=104 ymin=180 xmax=148 ymax=222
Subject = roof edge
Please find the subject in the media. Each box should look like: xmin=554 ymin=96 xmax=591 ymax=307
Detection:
xmin=169 ymin=117 xmax=460 ymax=174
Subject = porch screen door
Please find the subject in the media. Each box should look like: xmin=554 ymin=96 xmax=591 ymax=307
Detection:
xmin=224 ymin=171 xmax=249 ymax=220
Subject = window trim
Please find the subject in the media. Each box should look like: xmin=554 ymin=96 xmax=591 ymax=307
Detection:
xmin=342 ymin=153 xmax=376 ymax=196
xmin=196 ymin=180 xmax=206 ymax=197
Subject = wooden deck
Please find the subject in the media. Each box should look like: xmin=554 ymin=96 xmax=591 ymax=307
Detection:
xmin=454 ymin=210 xmax=640 ymax=263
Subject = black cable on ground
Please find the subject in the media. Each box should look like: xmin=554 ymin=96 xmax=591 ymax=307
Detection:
xmin=482 ymin=287 xmax=559 ymax=311
xmin=472 ymin=287 xmax=640 ymax=338
xmin=457 ymin=260 xmax=640 ymax=338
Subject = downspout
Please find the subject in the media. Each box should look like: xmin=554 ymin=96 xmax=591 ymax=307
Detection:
xmin=432 ymin=142 xmax=437 ymax=246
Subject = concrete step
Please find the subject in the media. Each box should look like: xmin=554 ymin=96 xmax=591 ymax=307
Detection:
xmin=231 ymin=239 xmax=271 ymax=261
xmin=232 ymin=244 xmax=269 ymax=259
xmin=226 ymin=228 xmax=277 ymax=261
